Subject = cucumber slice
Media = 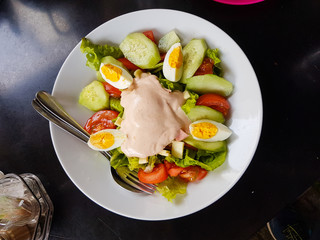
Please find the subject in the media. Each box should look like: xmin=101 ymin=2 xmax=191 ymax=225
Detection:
xmin=180 ymin=39 xmax=207 ymax=84
xmin=79 ymin=80 xmax=109 ymax=111
xmin=158 ymin=30 xmax=181 ymax=53
xmin=186 ymin=74 xmax=233 ymax=97
xmin=96 ymin=71 xmax=104 ymax=82
xmin=184 ymin=136 xmax=227 ymax=152
xmin=119 ymin=33 xmax=161 ymax=69
xmin=187 ymin=105 xmax=225 ymax=123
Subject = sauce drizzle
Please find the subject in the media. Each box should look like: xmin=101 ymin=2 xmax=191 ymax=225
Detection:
xmin=120 ymin=73 xmax=190 ymax=158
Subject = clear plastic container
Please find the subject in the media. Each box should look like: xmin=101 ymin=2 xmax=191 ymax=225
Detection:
xmin=0 ymin=173 xmax=53 ymax=240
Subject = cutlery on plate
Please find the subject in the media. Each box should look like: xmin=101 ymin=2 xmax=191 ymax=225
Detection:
xmin=32 ymin=91 xmax=156 ymax=194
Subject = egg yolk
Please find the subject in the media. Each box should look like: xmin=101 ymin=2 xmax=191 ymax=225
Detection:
xmin=89 ymin=132 xmax=115 ymax=149
xmin=169 ymin=47 xmax=183 ymax=69
xmin=101 ymin=64 xmax=122 ymax=82
xmin=191 ymin=122 xmax=218 ymax=139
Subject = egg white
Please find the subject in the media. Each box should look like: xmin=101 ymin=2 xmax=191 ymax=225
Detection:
xmin=189 ymin=119 xmax=232 ymax=142
xmin=163 ymin=43 xmax=183 ymax=82
xmin=99 ymin=63 xmax=133 ymax=89
xmin=87 ymin=129 xmax=125 ymax=151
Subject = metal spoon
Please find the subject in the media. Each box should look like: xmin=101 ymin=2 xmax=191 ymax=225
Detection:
xmin=32 ymin=91 xmax=156 ymax=194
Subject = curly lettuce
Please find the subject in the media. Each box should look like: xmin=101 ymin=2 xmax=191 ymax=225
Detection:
xmin=165 ymin=148 xmax=227 ymax=171
xmin=110 ymin=148 xmax=128 ymax=169
xmin=110 ymin=148 xmax=161 ymax=172
xmin=80 ymin=38 xmax=123 ymax=71
xmin=206 ymin=48 xmax=221 ymax=65
xmin=156 ymin=177 xmax=187 ymax=202
xmin=206 ymin=48 xmax=222 ymax=77
xmin=109 ymin=97 xmax=124 ymax=113
xmin=181 ymin=91 xmax=199 ymax=114
xmin=158 ymin=78 xmax=185 ymax=92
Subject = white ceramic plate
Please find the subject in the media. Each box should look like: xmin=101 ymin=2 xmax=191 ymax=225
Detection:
xmin=50 ymin=9 xmax=262 ymax=220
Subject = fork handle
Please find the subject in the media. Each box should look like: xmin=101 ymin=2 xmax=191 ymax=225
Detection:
xmin=34 ymin=91 xmax=112 ymax=159
xmin=32 ymin=99 xmax=89 ymax=144
xmin=35 ymin=91 xmax=90 ymax=140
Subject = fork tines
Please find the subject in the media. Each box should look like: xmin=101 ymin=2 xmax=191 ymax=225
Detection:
xmin=124 ymin=172 xmax=157 ymax=194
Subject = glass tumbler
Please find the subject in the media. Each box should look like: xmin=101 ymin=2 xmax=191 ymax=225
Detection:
xmin=0 ymin=173 xmax=53 ymax=240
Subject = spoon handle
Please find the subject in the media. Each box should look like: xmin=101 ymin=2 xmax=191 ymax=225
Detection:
xmin=32 ymin=99 xmax=88 ymax=144
xmin=32 ymin=92 xmax=151 ymax=194
xmin=33 ymin=91 xmax=112 ymax=160
xmin=35 ymin=91 xmax=90 ymax=139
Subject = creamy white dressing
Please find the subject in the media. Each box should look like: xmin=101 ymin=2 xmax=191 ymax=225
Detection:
xmin=120 ymin=73 xmax=190 ymax=158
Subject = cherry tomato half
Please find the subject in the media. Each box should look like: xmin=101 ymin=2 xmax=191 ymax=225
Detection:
xmin=160 ymin=53 xmax=166 ymax=62
xmin=164 ymin=161 xmax=184 ymax=177
xmin=102 ymin=82 xmax=122 ymax=98
xmin=84 ymin=110 xmax=119 ymax=135
xmin=179 ymin=166 xmax=208 ymax=182
xmin=196 ymin=93 xmax=231 ymax=117
xmin=179 ymin=166 xmax=199 ymax=182
xmin=196 ymin=168 xmax=208 ymax=181
xmin=138 ymin=163 xmax=168 ymax=184
xmin=117 ymin=58 xmax=140 ymax=71
xmin=143 ymin=30 xmax=156 ymax=43
xmin=194 ymin=58 xmax=215 ymax=76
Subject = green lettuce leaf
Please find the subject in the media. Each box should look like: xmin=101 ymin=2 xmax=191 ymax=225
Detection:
xmin=158 ymin=78 xmax=185 ymax=92
xmin=181 ymin=91 xmax=199 ymax=114
xmin=127 ymin=157 xmax=145 ymax=171
xmin=145 ymin=155 xmax=160 ymax=171
xmin=109 ymin=97 xmax=124 ymax=113
xmin=156 ymin=177 xmax=187 ymax=202
xmin=80 ymin=38 xmax=123 ymax=71
xmin=127 ymin=155 xmax=161 ymax=172
xmin=165 ymin=148 xmax=227 ymax=171
xmin=159 ymin=78 xmax=184 ymax=92
xmin=196 ymin=149 xmax=227 ymax=170
xmin=206 ymin=48 xmax=221 ymax=65
xmin=154 ymin=71 xmax=184 ymax=91
xmin=110 ymin=148 xmax=128 ymax=169
xmin=206 ymin=48 xmax=223 ymax=77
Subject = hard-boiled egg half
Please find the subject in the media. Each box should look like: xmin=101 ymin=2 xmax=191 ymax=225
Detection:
xmin=189 ymin=119 xmax=232 ymax=142
xmin=163 ymin=43 xmax=183 ymax=82
xmin=88 ymin=129 xmax=125 ymax=151
xmin=99 ymin=63 xmax=133 ymax=89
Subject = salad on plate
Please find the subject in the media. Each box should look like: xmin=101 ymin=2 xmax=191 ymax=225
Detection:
xmin=78 ymin=30 xmax=234 ymax=201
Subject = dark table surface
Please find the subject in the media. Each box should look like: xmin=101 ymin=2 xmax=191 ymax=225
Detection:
xmin=1 ymin=0 xmax=320 ymax=239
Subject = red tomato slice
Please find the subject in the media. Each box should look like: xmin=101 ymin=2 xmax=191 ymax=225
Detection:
xmin=102 ymin=82 xmax=122 ymax=98
xmin=138 ymin=163 xmax=168 ymax=184
xmin=164 ymin=161 xmax=184 ymax=177
xmin=117 ymin=58 xmax=140 ymax=71
xmin=83 ymin=110 xmax=119 ymax=134
xmin=164 ymin=160 xmax=174 ymax=170
xmin=196 ymin=168 xmax=208 ymax=181
xmin=160 ymin=53 xmax=166 ymax=62
xmin=179 ymin=166 xmax=200 ymax=182
xmin=194 ymin=58 xmax=215 ymax=76
xmin=143 ymin=30 xmax=156 ymax=43
xmin=178 ymin=166 xmax=208 ymax=182
xmin=168 ymin=168 xmax=184 ymax=177
xmin=164 ymin=161 xmax=208 ymax=181
xmin=196 ymin=93 xmax=231 ymax=117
